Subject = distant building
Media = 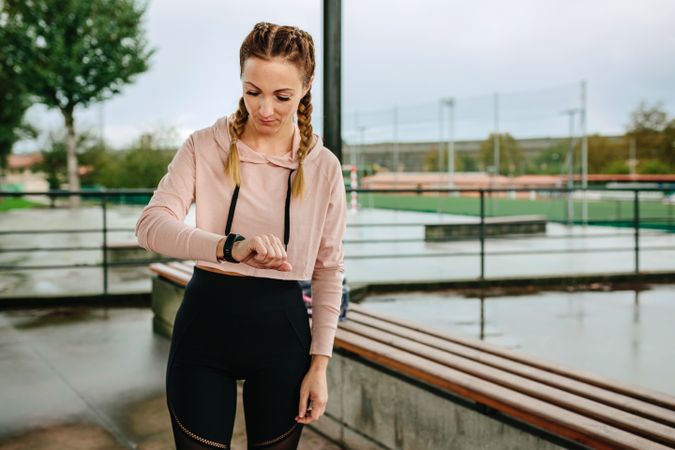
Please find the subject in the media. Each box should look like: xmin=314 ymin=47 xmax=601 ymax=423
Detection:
xmin=343 ymin=135 xmax=625 ymax=172
xmin=2 ymin=152 xmax=48 ymax=191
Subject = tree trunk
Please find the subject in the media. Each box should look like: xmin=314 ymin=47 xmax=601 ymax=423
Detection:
xmin=63 ymin=108 xmax=81 ymax=208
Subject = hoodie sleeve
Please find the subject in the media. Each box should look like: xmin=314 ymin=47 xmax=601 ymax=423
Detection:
xmin=309 ymin=158 xmax=348 ymax=358
xmin=134 ymin=134 xmax=223 ymax=262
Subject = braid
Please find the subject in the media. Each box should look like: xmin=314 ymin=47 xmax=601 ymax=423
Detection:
xmin=225 ymin=96 xmax=249 ymax=186
xmin=292 ymin=90 xmax=314 ymax=199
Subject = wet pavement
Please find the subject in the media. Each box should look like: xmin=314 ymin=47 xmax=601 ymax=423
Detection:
xmin=361 ymin=283 xmax=675 ymax=397
xmin=1 ymin=205 xmax=675 ymax=298
xmin=0 ymin=307 xmax=341 ymax=450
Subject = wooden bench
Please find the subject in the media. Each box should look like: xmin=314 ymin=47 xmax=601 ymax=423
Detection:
xmin=106 ymin=240 xmax=162 ymax=263
xmin=149 ymin=261 xmax=675 ymax=450
xmin=425 ymin=214 xmax=547 ymax=241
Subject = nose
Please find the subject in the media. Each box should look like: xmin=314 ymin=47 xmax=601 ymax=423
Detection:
xmin=258 ymin=97 xmax=274 ymax=118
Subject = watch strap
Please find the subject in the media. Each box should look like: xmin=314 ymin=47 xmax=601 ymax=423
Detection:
xmin=223 ymin=233 xmax=245 ymax=263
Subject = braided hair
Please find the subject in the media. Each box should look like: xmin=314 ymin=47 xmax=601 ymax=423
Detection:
xmin=226 ymin=22 xmax=316 ymax=199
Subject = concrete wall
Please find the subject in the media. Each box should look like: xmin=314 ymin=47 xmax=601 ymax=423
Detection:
xmin=315 ymin=351 xmax=568 ymax=450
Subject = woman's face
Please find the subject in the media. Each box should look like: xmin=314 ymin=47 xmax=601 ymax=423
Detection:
xmin=241 ymin=56 xmax=312 ymax=136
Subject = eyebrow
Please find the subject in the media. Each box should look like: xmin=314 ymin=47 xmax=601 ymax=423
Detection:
xmin=244 ymin=81 xmax=295 ymax=93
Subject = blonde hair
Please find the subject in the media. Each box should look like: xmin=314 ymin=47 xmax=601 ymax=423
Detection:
xmin=226 ymin=21 xmax=316 ymax=199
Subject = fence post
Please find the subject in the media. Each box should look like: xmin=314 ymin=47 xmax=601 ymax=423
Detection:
xmin=480 ymin=190 xmax=485 ymax=280
xmin=633 ymin=189 xmax=639 ymax=274
xmin=102 ymin=193 xmax=109 ymax=296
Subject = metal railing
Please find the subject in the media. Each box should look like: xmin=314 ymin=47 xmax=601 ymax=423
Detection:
xmin=0 ymin=187 xmax=674 ymax=296
xmin=346 ymin=187 xmax=675 ymax=280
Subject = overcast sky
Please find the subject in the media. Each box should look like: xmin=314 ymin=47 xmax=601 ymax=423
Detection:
xmin=17 ymin=0 xmax=675 ymax=152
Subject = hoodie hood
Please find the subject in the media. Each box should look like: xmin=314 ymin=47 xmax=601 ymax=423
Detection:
xmin=211 ymin=113 xmax=324 ymax=170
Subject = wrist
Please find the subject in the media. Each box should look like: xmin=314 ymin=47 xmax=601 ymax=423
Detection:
xmin=310 ymin=354 xmax=329 ymax=371
xmin=217 ymin=237 xmax=226 ymax=260
xmin=231 ymin=240 xmax=245 ymax=262
xmin=218 ymin=233 xmax=246 ymax=264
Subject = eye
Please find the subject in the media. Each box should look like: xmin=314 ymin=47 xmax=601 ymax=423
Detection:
xmin=246 ymin=91 xmax=291 ymax=102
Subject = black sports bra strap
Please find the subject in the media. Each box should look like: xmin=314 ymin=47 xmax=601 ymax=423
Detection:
xmin=225 ymin=183 xmax=240 ymax=236
xmin=283 ymin=169 xmax=295 ymax=251
xmin=224 ymin=169 xmax=294 ymax=251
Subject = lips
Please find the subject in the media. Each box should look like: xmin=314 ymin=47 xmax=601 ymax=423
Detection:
xmin=258 ymin=118 xmax=276 ymax=125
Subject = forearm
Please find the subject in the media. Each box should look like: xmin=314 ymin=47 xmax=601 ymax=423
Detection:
xmin=310 ymin=354 xmax=330 ymax=371
xmin=216 ymin=236 xmax=226 ymax=259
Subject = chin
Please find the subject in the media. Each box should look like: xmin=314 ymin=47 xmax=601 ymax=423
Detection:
xmin=254 ymin=123 xmax=277 ymax=135
xmin=255 ymin=118 xmax=287 ymax=134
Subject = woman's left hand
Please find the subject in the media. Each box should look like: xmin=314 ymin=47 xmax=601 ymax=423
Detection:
xmin=295 ymin=366 xmax=328 ymax=424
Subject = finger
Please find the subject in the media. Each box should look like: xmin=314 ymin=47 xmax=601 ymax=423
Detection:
xmin=265 ymin=234 xmax=281 ymax=262
xmin=270 ymin=236 xmax=286 ymax=265
xmin=277 ymin=261 xmax=293 ymax=272
xmin=309 ymin=399 xmax=321 ymax=421
xmin=297 ymin=388 xmax=310 ymax=420
xmin=252 ymin=236 xmax=268 ymax=261
xmin=258 ymin=234 xmax=276 ymax=263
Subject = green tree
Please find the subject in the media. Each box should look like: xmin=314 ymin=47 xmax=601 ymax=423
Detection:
xmin=661 ymin=119 xmax=675 ymax=168
xmin=422 ymin=144 xmax=446 ymax=172
xmin=2 ymin=0 xmax=155 ymax=206
xmin=625 ymin=101 xmax=668 ymax=163
xmin=479 ymin=132 xmax=524 ymax=176
xmin=0 ymin=15 xmax=36 ymax=178
xmin=533 ymin=143 xmax=565 ymax=174
xmin=639 ymin=160 xmax=670 ymax=175
xmin=583 ymin=134 xmax=626 ymax=173
xmin=37 ymin=129 xmax=100 ymax=190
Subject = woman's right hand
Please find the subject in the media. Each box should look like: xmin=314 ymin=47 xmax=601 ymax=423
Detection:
xmin=231 ymin=233 xmax=292 ymax=271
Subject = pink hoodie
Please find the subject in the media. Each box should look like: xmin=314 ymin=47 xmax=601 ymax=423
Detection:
xmin=134 ymin=113 xmax=347 ymax=357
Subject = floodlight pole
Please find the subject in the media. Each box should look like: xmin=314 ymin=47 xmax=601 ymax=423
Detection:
xmin=441 ymin=97 xmax=455 ymax=188
xmin=493 ymin=92 xmax=500 ymax=181
xmin=581 ymin=80 xmax=588 ymax=226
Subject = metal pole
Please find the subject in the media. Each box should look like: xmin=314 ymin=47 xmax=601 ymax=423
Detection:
xmin=567 ymin=111 xmax=574 ymax=225
xmin=393 ymin=104 xmax=399 ymax=177
xmin=493 ymin=92 xmax=500 ymax=179
xmin=629 ymin=137 xmax=637 ymax=176
xmin=634 ymin=189 xmax=640 ymax=274
xmin=480 ymin=190 xmax=485 ymax=280
xmin=438 ymin=101 xmax=444 ymax=173
xmin=102 ymin=194 xmax=108 ymax=296
xmin=323 ymin=0 xmax=342 ymax=162
xmin=350 ymin=111 xmax=358 ymax=170
xmin=581 ymin=80 xmax=588 ymax=226
xmin=562 ymin=109 xmax=579 ymax=225
xmin=448 ymin=98 xmax=455 ymax=189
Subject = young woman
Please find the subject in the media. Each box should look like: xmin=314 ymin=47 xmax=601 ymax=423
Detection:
xmin=135 ymin=21 xmax=347 ymax=450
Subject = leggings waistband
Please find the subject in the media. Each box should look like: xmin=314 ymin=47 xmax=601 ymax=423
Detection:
xmin=186 ymin=266 xmax=303 ymax=314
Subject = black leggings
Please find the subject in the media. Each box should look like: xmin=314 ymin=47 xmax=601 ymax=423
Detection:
xmin=165 ymin=266 xmax=312 ymax=449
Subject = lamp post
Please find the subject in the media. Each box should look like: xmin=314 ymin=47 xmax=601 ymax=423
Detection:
xmin=561 ymin=108 xmax=581 ymax=226
xmin=441 ymin=97 xmax=455 ymax=189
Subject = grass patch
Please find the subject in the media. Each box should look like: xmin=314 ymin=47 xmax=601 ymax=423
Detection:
xmin=0 ymin=197 xmax=49 ymax=212
xmin=366 ymin=193 xmax=675 ymax=231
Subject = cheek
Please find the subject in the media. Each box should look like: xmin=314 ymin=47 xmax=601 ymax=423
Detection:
xmin=242 ymin=97 xmax=252 ymax=115
xmin=279 ymin=102 xmax=298 ymax=117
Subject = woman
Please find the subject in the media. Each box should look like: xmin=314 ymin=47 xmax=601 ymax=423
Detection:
xmin=135 ymin=21 xmax=347 ymax=450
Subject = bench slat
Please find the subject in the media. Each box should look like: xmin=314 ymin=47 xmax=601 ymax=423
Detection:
xmin=334 ymin=328 xmax=672 ymax=450
xmin=340 ymin=319 xmax=675 ymax=447
xmin=349 ymin=303 xmax=675 ymax=411
xmin=348 ymin=312 xmax=675 ymax=427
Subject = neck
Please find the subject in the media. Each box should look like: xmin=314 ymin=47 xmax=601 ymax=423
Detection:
xmin=241 ymin=118 xmax=294 ymax=156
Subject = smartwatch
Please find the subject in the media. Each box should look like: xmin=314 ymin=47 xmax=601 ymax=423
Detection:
xmin=221 ymin=233 xmax=246 ymax=263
